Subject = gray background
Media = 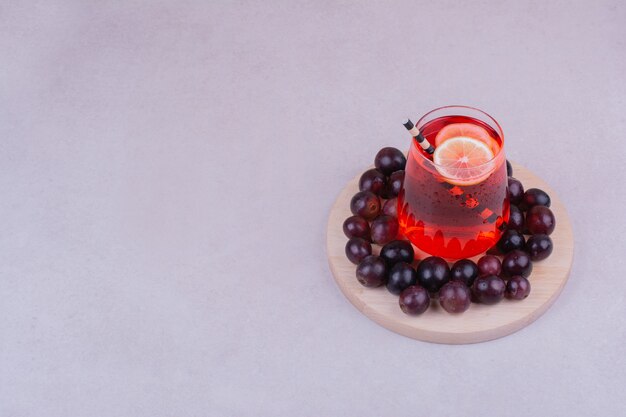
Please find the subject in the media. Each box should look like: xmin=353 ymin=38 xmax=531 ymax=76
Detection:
xmin=1 ymin=1 xmax=625 ymax=416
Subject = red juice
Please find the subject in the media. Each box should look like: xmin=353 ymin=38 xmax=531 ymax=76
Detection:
xmin=398 ymin=114 xmax=509 ymax=259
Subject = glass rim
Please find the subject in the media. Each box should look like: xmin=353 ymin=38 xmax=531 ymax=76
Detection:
xmin=414 ymin=105 xmax=505 ymax=171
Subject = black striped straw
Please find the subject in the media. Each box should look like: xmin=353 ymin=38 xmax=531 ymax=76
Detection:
xmin=403 ymin=119 xmax=435 ymax=154
xmin=402 ymin=118 xmax=505 ymax=229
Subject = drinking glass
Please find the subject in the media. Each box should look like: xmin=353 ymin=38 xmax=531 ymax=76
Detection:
xmin=398 ymin=105 xmax=509 ymax=259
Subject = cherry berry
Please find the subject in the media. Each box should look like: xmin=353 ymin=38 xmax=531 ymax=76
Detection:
xmin=501 ymin=249 xmax=533 ymax=278
xmin=386 ymin=170 xmax=405 ymax=198
xmin=522 ymin=188 xmax=551 ymax=210
xmin=356 ymin=255 xmax=387 ymax=287
xmin=525 ymin=234 xmax=553 ymax=261
xmin=350 ymin=191 xmax=381 ymax=220
xmin=370 ymin=215 xmax=399 ymax=245
xmin=450 ymin=259 xmax=479 ymax=287
xmin=508 ymin=177 xmax=524 ymax=205
xmin=526 ymin=206 xmax=556 ymax=235
xmin=359 ymin=168 xmax=387 ymax=196
xmin=416 ymin=256 xmax=450 ymax=293
xmin=343 ymin=215 xmax=370 ymax=240
xmin=399 ymin=285 xmax=430 ymax=315
xmin=345 ymin=237 xmax=372 ymax=265
xmin=506 ymin=160 xmax=513 ymax=177
xmin=472 ymin=275 xmax=506 ymax=305
xmin=382 ymin=198 xmax=398 ymax=217
xmin=439 ymin=281 xmax=471 ymax=314
xmin=380 ymin=240 xmax=414 ymax=267
xmin=387 ymin=262 xmax=417 ymax=295
xmin=507 ymin=205 xmax=525 ymax=232
xmin=505 ymin=276 xmax=531 ymax=300
xmin=477 ymin=255 xmax=501 ymax=276
xmin=496 ymin=229 xmax=526 ymax=254
xmin=374 ymin=147 xmax=406 ymax=176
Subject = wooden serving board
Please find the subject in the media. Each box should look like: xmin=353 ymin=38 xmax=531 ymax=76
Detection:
xmin=326 ymin=162 xmax=573 ymax=344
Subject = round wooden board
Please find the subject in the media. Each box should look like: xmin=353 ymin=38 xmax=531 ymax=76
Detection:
xmin=326 ymin=162 xmax=573 ymax=344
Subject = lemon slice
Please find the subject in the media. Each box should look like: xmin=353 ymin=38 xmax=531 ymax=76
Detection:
xmin=434 ymin=123 xmax=499 ymax=154
xmin=432 ymin=136 xmax=495 ymax=186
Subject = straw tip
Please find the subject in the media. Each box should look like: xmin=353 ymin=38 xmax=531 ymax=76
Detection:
xmin=403 ymin=119 xmax=414 ymax=130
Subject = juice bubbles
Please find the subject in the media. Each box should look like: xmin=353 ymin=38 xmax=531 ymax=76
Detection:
xmin=398 ymin=109 xmax=509 ymax=259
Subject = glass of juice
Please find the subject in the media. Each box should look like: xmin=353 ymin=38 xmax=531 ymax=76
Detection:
xmin=398 ymin=105 xmax=509 ymax=259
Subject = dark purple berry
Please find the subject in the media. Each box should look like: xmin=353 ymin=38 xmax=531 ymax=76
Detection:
xmin=472 ymin=275 xmax=506 ymax=305
xmin=345 ymin=237 xmax=372 ymax=265
xmin=399 ymin=285 xmax=430 ymax=315
xmin=496 ymin=229 xmax=526 ymax=254
xmin=450 ymin=259 xmax=479 ymax=287
xmin=370 ymin=215 xmax=399 ymax=245
xmin=386 ymin=170 xmax=404 ymax=198
xmin=508 ymin=205 xmax=525 ymax=232
xmin=350 ymin=191 xmax=381 ymax=220
xmin=526 ymin=206 xmax=556 ymax=235
xmin=380 ymin=240 xmax=414 ymax=266
xmin=508 ymin=177 xmax=524 ymax=205
xmin=359 ymin=168 xmax=387 ymax=196
xmin=477 ymin=255 xmax=501 ymax=276
xmin=501 ymin=249 xmax=533 ymax=278
xmin=356 ymin=255 xmax=387 ymax=287
xmin=521 ymin=188 xmax=551 ymax=210
xmin=525 ymin=234 xmax=553 ymax=261
xmin=506 ymin=160 xmax=513 ymax=177
xmin=382 ymin=198 xmax=398 ymax=217
xmin=505 ymin=276 xmax=531 ymax=300
xmin=416 ymin=256 xmax=450 ymax=293
xmin=386 ymin=262 xmax=417 ymax=295
xmin=342 ymin=216 xmax=370 ymax=240
xmin=439 ymin=281 xmax=471 ymax=313
xmin=485 ymin=245 xmax=501 ymax=256
xmin=374 ymin=147 xmax=406 ymax=176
